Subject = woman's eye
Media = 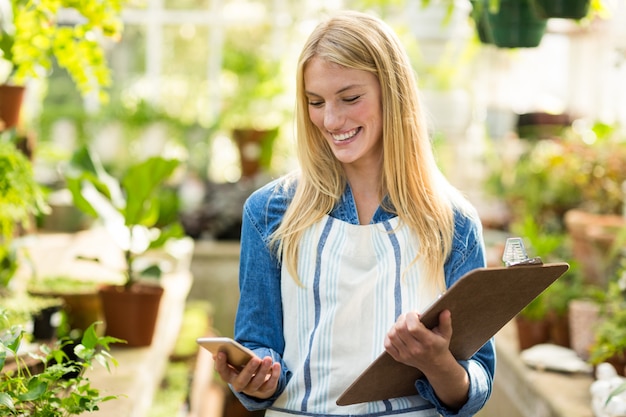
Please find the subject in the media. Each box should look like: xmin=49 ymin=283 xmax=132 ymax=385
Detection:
xmin=308 ymin=100 xmax=323 ymax=107
xmin=344 ymin=95 xmax=361 ymax=103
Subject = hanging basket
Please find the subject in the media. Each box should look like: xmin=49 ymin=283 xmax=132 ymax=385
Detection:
xmin=532 ymin=0 xmax=590 ymax=20
xmin=486 ymin=0 xmax=547 ymax=48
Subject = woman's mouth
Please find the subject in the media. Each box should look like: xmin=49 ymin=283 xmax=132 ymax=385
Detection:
xmin=331 ymin=127 xmax=361 ymax=142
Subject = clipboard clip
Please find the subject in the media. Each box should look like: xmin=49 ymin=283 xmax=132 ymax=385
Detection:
xmin=502 ymin=237 xmax=543 ymax=267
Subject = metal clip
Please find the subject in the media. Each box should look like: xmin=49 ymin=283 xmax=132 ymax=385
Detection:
xmin=502 ymin=237 xmax=543 ymax=267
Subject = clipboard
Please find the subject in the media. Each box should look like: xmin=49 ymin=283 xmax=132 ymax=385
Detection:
xmin=336 ymin=261 xmax=569 ymax=406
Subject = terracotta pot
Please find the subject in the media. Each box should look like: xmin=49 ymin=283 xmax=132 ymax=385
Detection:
xmin=30 ymin=289 xmax=103 ymax=334
xmin=232 ymin=128 xmax=278 ymax=178
xmin=0 ymin=84 xmax=26 ymax=131
xmin=515 ymin=315 xmax=550 ymax=351
xmin=547 ymin=310 xmax=571 ymax=348
xmin=606 ymin=353 xmax=626 ymax=377
xmin=564 ymin=209 xmax=626 ymax=287
xmin=99 ymin=283 xmax=164 ymax=347
xmin=568 ymin=299 xmax=601 ymax=361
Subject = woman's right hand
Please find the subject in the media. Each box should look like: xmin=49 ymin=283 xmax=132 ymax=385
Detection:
xmin=213 ymin=352 xmax=281 ymax=399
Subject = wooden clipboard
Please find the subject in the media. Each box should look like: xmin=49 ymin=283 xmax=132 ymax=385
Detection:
xmin=336 ymin=262 xmax=570 ymax=406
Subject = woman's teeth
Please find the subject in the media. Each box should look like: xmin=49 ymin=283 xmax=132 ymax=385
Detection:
xmin=332 ymin=128 xmax=359 ymax=141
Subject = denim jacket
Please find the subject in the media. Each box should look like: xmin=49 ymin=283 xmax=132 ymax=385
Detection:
xmin=232 ymin=177 xmax=495 ymax=417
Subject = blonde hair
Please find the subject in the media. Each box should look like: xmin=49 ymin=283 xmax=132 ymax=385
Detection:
xmin=271 ymin=10 xmax=470 ymax=293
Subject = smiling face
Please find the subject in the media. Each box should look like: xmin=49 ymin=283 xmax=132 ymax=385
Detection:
xmin=304 ymin=57 xmax=383 ymax=169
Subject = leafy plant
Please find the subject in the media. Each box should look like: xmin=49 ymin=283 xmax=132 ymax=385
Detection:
xmin=219 ymin=23 xmax=288 ymax=132
xmin=513 ymin=217 xmax=584 ymax=320
xmin=64 ymin=146 xmax=185 ymax=289
xmin=0 ymin=131 xmax=48 ymax=293
xmin=589 ymin=261 xmax=626 ymax=366
xmin=485 ymin=122 xmax=626 ymax=233
xmin=26 ymin=276 xmax=99 ymax=295
xmin=0 ymin=0 xmax=125 ymax=101
xmin=0 ymin=293 xmax=64 ymax=332
xmin=0 ymin=313 xmax=122 ymax=416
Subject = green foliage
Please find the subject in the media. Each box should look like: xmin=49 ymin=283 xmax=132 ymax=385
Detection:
xmin=0 ymin=294 xmax=64 ymax=331
xmin=26 ymin=276 xmax=99 ymax=295
xmin=485 ymin=122 xmax=626 ymax=233
xmin=64 ymin=146 xmax=185 ymax=289
xmin=512 ymin=217 xmax=585 ymax=319
xmin=220 ymin=23 xmax=288 ymax=131
xmin=0 ymin=314 xmax=122 ymax=416
xmin=589 ymin=277 xmax=626 ymax=365
xmin=0 ymin=0 xmax=125 ymax=102
xmin=0 ymin=132 xmax=48 ymax=290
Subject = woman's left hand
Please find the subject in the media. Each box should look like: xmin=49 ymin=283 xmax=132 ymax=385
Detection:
xmin=384 ymin=309 xmax=454 ymax=375
xmin=384 ymin=309 xmax=470 ymax=410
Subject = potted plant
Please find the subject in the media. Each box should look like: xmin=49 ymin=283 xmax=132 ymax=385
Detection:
xmin=589 ymin=279 xmax=626 ymax=377
xmin=532 ymin=0 xmax=590 ymax=19
xmin=219 ymin=23 xmax=287 ymax=178
xmin=27 ymin=276 xmax=104 ymax=337
xmin=531 ymin=0 xmax=609 ymax=20
xmin=0 ymin=311 xmax=122 ymax=416
xmin=0 ymin=0 xmax=125 ymax=130
xmin=480 ymin=0 xmax=547 ymax=48
xmin=510 ymin=218 xmax=582 ymax=350
xmin=1 ymin=293 xmax=65 ymax=341
xmin=64 ymin=145 xmax=186 ymax=347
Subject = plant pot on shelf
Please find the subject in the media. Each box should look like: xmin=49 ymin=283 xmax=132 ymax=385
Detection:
xmin=99 ymin=283 xmax=164 ymax=347
xmin=605 ymin=353 xmax=626 ymax=377
xmin=564 ymin=209 xmax=626 ymax=288
xmin=28 ymin=276 xmax=105 ymax=335
xmin=569 ymin=298 xmax=601 ymax=361
xmin=515 ymin=314 xmax=550 ymax=351
xmin=0 ymin=85 xmax=25 ymax=131
xmin=532 ymin=0 xmax=590 ymax=20
xmin=232 ymin=128 xmax=279 ymax=179
xmin=547 ymin=310 xmax=571 ymax=348
xmin=485 ymin=0 xmax=548 ymax=48
xmin=32 ymin=304 xmax=63 ymax=341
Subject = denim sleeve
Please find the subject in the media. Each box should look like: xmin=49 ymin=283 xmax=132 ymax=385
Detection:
xmin=415 ymin=209 xmax=496 ymax=417
xmin=230 ymin=182 xmax=293 ymax=410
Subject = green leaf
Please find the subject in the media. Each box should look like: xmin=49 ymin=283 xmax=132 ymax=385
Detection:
xmin=0 ymin=392 xmax=15 ymax=412
xmin=81 ymin=322 xmax=100 ymax=350
xmin=122 ymin=157 xmax=180 ymax=226
xmin=6 ymin=327 xmax=23 ymax=354
xmin=18 ymin=379 xmax=47 ymax=401
xmin=140 ymin=264 xmax=162 ymax=279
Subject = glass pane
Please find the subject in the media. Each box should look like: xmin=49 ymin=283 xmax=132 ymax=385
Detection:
xmin=164 ymin=0 xmax=211 ymax=10
xmin=110 ymin=25 xmax=147 ymax=84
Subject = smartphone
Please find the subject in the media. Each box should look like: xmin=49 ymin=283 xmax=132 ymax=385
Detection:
xmin=196 ymin=337 xmax=255 ymax=370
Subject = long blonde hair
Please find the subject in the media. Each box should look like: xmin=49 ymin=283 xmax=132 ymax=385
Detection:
xmin=271 ymin=10 xmax=470 ymax=292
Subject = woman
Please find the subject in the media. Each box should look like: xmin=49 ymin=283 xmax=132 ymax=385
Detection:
xmin=214 ymin=10 xmax=495 ymax=417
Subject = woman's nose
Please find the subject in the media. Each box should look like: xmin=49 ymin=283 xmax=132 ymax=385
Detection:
xmin=324 ymin=105 xmax=344 ymax=131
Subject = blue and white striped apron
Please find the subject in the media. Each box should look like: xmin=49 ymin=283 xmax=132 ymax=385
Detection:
xmin=267 ymin=215 xmax=441 ymax=416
